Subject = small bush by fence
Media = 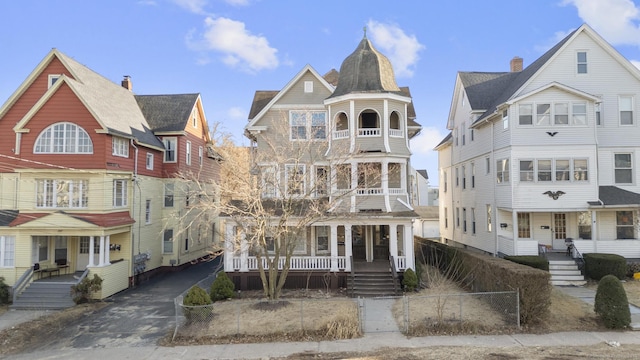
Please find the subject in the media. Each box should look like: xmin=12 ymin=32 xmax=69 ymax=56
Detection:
xmin=395 ymin=291 xmax=519 ymax=335
xmin=173 ymin=296 xmax=360 ymax=341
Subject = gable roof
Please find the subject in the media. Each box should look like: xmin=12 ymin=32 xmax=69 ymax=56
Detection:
xmin=4 ymin=49 xmax=165 ymax=149
xmin=135 ymin=93 xmax=200 ymax=133
xmin=246 ymin=64 xmax=335 ymax=129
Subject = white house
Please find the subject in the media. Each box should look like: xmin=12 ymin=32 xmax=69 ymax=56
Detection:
xmin=436 ymin=23 xmax=640 ymax=258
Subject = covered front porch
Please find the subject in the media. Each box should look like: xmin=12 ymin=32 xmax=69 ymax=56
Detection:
xmin=224 ymin=221 xmax=415 ymax=273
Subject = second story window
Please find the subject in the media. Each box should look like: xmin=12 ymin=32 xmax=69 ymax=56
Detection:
xmin=496 ymin=159 xmax=509 ymax=183
xmin=186 ymin=141 xmax=192 ymax=166
xmin=615 ymin=153 xmax=632 ymax=184
xmin=198 ymin=146 xmax=203 ymax=166
xmin=164 ymin=183 xmax=174 ymax=207
xmin=261 ymin=165 xmax=277 ymax=198
xmin=285 ymin=164 xmax=305 ymax=196
xmin=164 ymin=137 xmax=177 ymax=162
xmin=520 ymin=160 xmax=533 ymax=182
xmin=619 ymin=95 xmax=634 ymax=125
xmin=36 ymin=179 xmax=88 ymax=208
xmin=112 ymin=137 xmax=129 ymax=158
xmin=34 ymin=122 xmax=93 ymax=154
xmin=290 ymin=111 xmax=326 ymax=140
xmin=113 ymin=179 xmax=128 ymax=207
xmin=358 ymin=110 xmax=380 ymax=137
xmin=389 ymin=111 xmax=403 ymax=137
xmin=146 ymin=153 xmax=154 ymax=170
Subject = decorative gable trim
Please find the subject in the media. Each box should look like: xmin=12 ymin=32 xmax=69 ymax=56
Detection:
xmin=506 ymin=81 xmax=601 ymax=105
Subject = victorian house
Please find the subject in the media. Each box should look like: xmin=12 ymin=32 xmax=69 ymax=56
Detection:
xmin=437 ymin=24 xmax=640 ymax=258
xmin=0 ymin=49 xmax=219 ymax=304
xmin=224 ymin=35 xmax=422 ymax=293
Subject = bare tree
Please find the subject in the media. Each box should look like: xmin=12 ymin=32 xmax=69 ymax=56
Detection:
xmin=174 ymin=111 xmax=379 ymax=300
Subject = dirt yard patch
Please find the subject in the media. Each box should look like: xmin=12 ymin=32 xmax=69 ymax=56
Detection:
xmin=0 ymin=302 xmax=107 ymax=357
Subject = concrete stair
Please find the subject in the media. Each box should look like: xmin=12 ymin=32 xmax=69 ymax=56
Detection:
xmin=549 ymin=259 xmax=586 ymax=286
xmin=12 ymin=281 xmax=75 ymax=310
xmin=348 ymin=269 xmax=398 ymax=297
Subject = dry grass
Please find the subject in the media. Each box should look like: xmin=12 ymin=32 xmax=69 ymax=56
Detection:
xmin=623 ymin=279 xmax=640 ymax=306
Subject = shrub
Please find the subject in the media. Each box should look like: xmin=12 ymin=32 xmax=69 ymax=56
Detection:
xmin=183 ymin=286 xmax=213 ymax=323
xmin=627 ymin=262 xmax=640 ymax=278
xmin=504 ymin=255 xmax=549 ymax=271
xmin=402 ymin=268 xmax=418 ymax=292
xmin=71 ymin=274 xmax=103 ymax=304
xmin=584 ymin=253 xmax=627 ymax=280
xmin=594 ymin=274 xmax=630 ymax=329
xmin=210 ymin=272 xmax=235 ymax=302
xmin=0 ymin=277 xmax=10 ymax=304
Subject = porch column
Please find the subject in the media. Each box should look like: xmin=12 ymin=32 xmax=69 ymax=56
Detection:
xmin=382 ymin=159 xmax=391 ymax=212
xmin=512 ymin=211 xmax=518 ymax=255
xmin=104 ymin=235 xmax=111 ymax=265
xmin=345 ymin=225 xmax=353 ymax=272
xmin=330 ymin=224 xmax=338 ymax=271
xmin=240 ymin=230 xmax=249 ymax=272
xmin=224 ymin=223 xmax=234 ymax=272
xmin=389 ymin=224 xmax=398 ymax=261
xmin=592 ymin=211 xmax=598 ymax=253
xmin=350 ymin=162 xmax=357 ymax=212
xmin=404 ymin=222 xmax=415 ymax=270
xmin=88 ymin=236 xmax=95 ymax=267
xmin=98 ymin=235 xmax=105 ymax=266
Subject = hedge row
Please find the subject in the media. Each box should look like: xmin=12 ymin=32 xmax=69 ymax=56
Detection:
xmin=418 ymin=237 xmax=551 ymax=326
xmin=583 ymin=253 xmax=627 ymax=280
xmin=504 ymin=255 xmax=549 ymax=271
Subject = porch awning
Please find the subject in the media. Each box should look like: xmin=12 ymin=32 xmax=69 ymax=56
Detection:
xmin=588 ymin=186 xmax=640 ymax=207
xmin=0 ymin=209 xmax=18 ymax=226
xmin=9 ymin=211 xmax=135 ymax=227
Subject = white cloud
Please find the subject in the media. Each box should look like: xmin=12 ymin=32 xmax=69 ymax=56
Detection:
xmin=563 ymin=0 xmax=640 ymax=46
xmin=171 ymin=0 xmax=210 ymax=15
xmin=410 ymin=126 xmax=447 ymax=156
xmin=189 ymin=16 xmax=279 ymax=72
xmin=366 ymin=20 xmax=424 ymax=78
xmin=227 ymin=106 xmax=246 ymax=120
xmin=632 ymin=60 xmax=640 ymax=69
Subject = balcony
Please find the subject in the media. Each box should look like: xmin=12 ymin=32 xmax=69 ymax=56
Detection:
xmin=357 ymin=128 xmax=381 ymax=137
xmin=333 ymin=129 xmax=349 ymax=139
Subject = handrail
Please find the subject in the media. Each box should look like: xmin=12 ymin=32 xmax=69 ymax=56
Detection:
xmin=349 ymin=256 xmax=355 ymax=297
xmin=75 ymin=268 xmax=90 ymax=284
xmin=12 ymin=268 xmax=34 ymax=303
xmin=567 ymin=239 xmax=585 ymax=271
xmin=389 ymin=255 xmax=399 ymax=295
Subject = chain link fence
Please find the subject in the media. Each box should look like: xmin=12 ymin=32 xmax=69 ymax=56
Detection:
xmin=399 ymin=291 xmax=519 ymax=334
xmin=173 ymin=296 xmax=360 ymax=341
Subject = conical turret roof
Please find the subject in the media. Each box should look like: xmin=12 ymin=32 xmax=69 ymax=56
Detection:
xmin=330 ymin=36 xmax=401 ymax=98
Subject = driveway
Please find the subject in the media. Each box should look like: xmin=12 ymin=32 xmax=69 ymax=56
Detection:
xmin=29 ymin=258 xmax=220 ymax=351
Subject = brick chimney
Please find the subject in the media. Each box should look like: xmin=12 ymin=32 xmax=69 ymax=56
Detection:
xmin=121 ymin=75 xmax=132 ymax=91
xmin=510 ymin=57 xmax=523 ymax=72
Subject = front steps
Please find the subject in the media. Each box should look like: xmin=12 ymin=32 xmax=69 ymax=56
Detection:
xmin=12 ymin=281 xmax=75 ymax=310
xmin=549 ymin=259 xmax=586 ymax=286
xmin=348 ymin=262 xmax=399 ymax=297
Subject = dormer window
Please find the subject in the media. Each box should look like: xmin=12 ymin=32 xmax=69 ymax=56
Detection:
xmin=112 ymin=137 xmax=129 ymax=158
xmin=48 ymin=74 xmax=61 ymax=88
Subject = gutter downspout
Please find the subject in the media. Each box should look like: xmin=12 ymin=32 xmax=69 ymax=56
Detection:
xmin=130 ymin=139 xmax=139 ymax=285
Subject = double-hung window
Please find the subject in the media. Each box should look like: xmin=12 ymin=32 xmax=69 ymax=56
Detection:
xmin=537 ymin=160 xmax=552 ymax=181
xmin=572 ymin=103 xmax=587 ymax=125
xmin=577 ymin=51 xmax=588 ymax=74
xmin=261 ymin=166 xmax=277 ymax=198
xmin=536 ymin=104 xmax=551 ymax=125
xmin=198 ymin=146 xmax=203 ymax=166
xmin=186 ymin=141 xmax=192 ymax=165
xmin=113 ymin=179 xmax=128 ymax=207
xmin=145 ymin=199 xmax=151 ymax=224
xmin=496 ymin=159 xmax=509 ymax=183
xmin=555 ymin=160 xmax=570 ymax=181
xmin=615 ymin=153 xmax=632 ymax=184
xmin=519 ymin=160 xmax=534 ymax=182
xmin=315 ymin=226 xmax=329 ymax=253
xmin=554 ymin=103 xmax=569 ymax=125
xmin=290 ymin=110 xmax=327 ymax=140
xmin=519 ymin=104 xmax=533 ymax=125
xmin=36 ymin=179 xmax=88 ymax=208
xmin=163 ymin=229 xmax=174 ymax=253
xmin=146 ymin=153 xmax=154 ymax=170
xmin=164 ymin=137 xmax=177 ymax=162
xmin=616 ymin=211 xmax=634 ymax=239
xmin=619 ymin=96 xmax=634 ymax=125
xmin=285 ymin=164 xmax=305 ymax=196
xmin=0 ymin=236 xmax=15 ymax=267
xmin=164 ymin=183 xmax=174 ymax=207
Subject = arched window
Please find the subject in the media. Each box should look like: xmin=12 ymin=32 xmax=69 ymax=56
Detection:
xmin=359 ymin=110 xmax=379 ymax=129
xmin=390 ymin=111 xmax=401 ymax=130
xmin=34 ymin=122 xmax=93 ymax=154
xmin=336 ymin=112 xmax=349 ymax=131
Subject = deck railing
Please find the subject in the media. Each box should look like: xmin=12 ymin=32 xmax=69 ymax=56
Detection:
xmin=357 ymin=128 xmax=381 ymax=136
xmin=233 ymin=256 xmax=347 ymax=271
xmin=333 ymin=129 xmax=349 ymax=139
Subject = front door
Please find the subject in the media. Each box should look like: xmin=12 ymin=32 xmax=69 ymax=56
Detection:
xmin=352 ymin=226 xmax=366 ymax=260
xmin=77 ymin=236 xmax=98 ymax=271
xmin=553 ymin=213 xmax=567 ymax=250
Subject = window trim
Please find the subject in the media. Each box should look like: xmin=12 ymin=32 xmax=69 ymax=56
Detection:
xmin=315 ymin=226 xmax=329 ymax=254
xmin=146 ymin=153 xmax=154 ymax=170
xmin=185 ymin=141 xmax=192 ymax=166
xmin=614 ymin=153 xmax=633 ymax=184
xmin=0 ymin=236 xmax=15 ymax=268
xmin=496 ymin=159 xmax=509 ymax=184
xmin=198 ymin=146 xmax=203 ymax=166
xmin=616 ymin=211 xmax=635 ymax=239
xmin=112 ymin=137 xmax=129 ymax=158
xmin=163 ymin=229 xmax=174 ymax=253
xmin=48 ymin=74 xmax=61 ymax=88
xmin=289 ymin=110 xmax=327 ymax=140
xmin=285 ymin=164 xmax=306 ymax=196
xmin=145 ymin=199 xmax=152 ymax=224
xmin=164 ymin=182 xmax=175 ymax=207
xmin=36 ymin=179 xmax=88 ymax=209
xmin=163 ymin=137 xmax=177 ymax=163
xmin=619 ymin=95 xmax=634 ymax=126
xmin=577 ymin=50 xmax=588 ymax=74
xmin=113 ymin=179 xmax=128 ymax=208
xmin=34 ymin=122 xmax=94 ymax=154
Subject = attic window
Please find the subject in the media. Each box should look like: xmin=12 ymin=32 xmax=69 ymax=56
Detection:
xmin=577 ymin=51 xmax=587 ymax=74
xmin=304 ymin=81 xmax=313 ymax=93
xmin=48 ymin=74 xmax=61 ymax=88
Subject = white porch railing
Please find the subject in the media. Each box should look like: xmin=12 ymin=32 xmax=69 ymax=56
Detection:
xmin=356 ymin=188 xmax=383 ymax=195
xmin=333 ymin=129 xmax=349 ymax=139
xmin=233 ymin=256 xmax=347 ymax=271
xmin=388 ymin=188 xmax=404 ymax=195
xmin=395 ymin=256 xmax=407 ymax=270
xmin=389 ymin=129 xmax=403 ymax=137
xmin=357 ymin=128 xmax=381 ymax=136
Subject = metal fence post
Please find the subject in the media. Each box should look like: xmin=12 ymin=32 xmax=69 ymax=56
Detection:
xmin=236 ymin=301 xmax=241 ymax=335
xmin=516 ymin=288 xmax=521 ymax=329
xmin=300 ymin=299 xmax=304 ymax=332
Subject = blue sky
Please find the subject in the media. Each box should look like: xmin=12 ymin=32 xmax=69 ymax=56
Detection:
xmin=3 ymin=0 xmax=640 ymax=186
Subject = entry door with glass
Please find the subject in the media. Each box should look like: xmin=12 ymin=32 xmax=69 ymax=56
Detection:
xmin=553 ymin=213 xmax=567 ymax=249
